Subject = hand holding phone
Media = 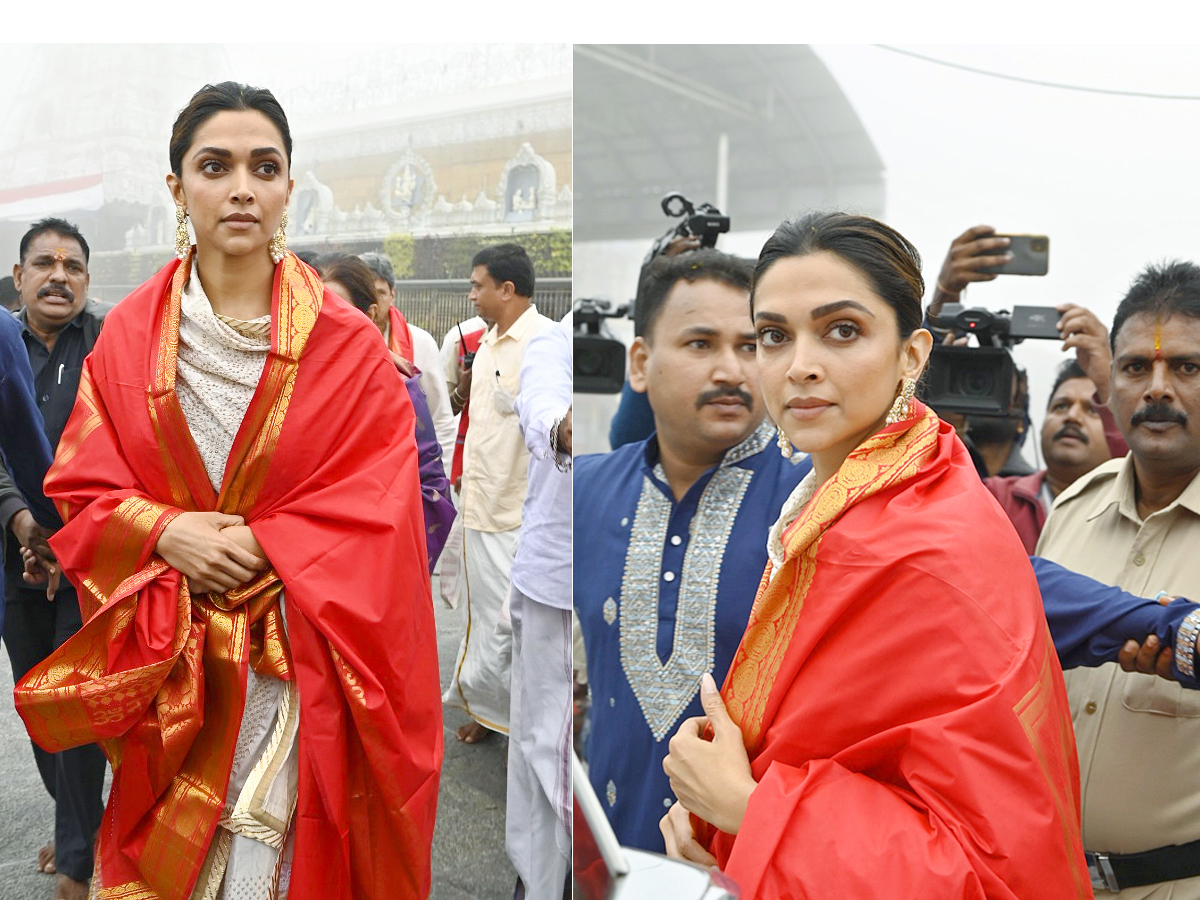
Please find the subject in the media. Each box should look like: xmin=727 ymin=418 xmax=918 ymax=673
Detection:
xmin=978 ymin=234 xmax=1049 ymax=276
xmin=930 ymin=225 xmax=1013 ymax=315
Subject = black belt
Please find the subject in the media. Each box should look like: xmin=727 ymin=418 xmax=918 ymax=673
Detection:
xmin=1087 ymin=839 xmax=1200 ymax=892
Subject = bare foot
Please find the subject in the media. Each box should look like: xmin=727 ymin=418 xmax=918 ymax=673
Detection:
xmin=37 ymin=840 xmax=55 ymax=874
xmin=54 ymin=873 xmax=88 ymax=900
xmin=455 ymin=721 xmax=493 ymax=744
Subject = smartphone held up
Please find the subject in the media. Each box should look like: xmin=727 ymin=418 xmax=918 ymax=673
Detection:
xmin=979 ymin=234 xmax=1049 ymax=276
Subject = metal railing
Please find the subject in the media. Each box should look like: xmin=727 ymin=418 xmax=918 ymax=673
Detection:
xmin=392 ymin=277 xmax=572 ymax=340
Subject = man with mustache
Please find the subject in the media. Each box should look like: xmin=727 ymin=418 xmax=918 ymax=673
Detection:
xmin=443 ymin=243 xmax=554 ymax=745
xmin=1038 ymin=260 xmax=1200 ymax=898
xmin=0 ymin=218 xmax=108 ymax=900
xmin=573 ymin=249 xmax=810 ymax=850
xmin=985 ymin=357 xmax=1114 ymax=553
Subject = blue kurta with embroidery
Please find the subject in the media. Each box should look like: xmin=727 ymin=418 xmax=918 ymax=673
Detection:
xmin=574 ymin=422 xmax=810 ymax=851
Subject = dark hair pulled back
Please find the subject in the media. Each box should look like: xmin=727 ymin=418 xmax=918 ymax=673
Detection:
xmin=751 ymin=211 xmax=925 ymax=339
xmin=169 ymin=81 xmax=292 ymax=177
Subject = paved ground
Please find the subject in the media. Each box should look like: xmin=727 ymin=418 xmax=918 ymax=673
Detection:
xmin=0 ymin=581 xmax=515 ymax=900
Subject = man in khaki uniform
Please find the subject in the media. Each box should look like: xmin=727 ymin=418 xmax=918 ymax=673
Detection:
xmin=1038 ymin=260 xmax=1200 ymax=898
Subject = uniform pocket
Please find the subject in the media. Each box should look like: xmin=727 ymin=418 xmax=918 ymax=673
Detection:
xmin=1121 ymin=671 xmax=1200 ymax=717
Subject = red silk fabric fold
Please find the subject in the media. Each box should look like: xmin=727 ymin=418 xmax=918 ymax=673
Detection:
xmin=698 ymin=404 xmax=1089 ymax=899
xmin=16 ymin=253 xmax=442 ymax=899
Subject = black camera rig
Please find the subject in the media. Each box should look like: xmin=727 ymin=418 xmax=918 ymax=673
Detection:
xmin=646 ymin=193 xmax=731 ymax=260
xmin=574 ymin=298 xmax=630 ymax=394
xmin=921 ymin=304 xmax=1061 ymax=416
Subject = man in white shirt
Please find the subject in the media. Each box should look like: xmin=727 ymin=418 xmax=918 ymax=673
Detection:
xmin=506 ymin=311 xmax=571 ymax=900
xmin=444 ymin=244 xmax=554 ymax=743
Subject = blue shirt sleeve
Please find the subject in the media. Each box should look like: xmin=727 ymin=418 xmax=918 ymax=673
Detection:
xmin=0 ymin=312 xmax=59 ymax=530
xmin=1034 ymin=555 xmax=1199 ymax=688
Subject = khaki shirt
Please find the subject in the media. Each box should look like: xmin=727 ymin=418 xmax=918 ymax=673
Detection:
xmin=1037 ymin=455 xmax=1200 ymax=897
xmin=459 ymin=305 xmax=553 ymax=532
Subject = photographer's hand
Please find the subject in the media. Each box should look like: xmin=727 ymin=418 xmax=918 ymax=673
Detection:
xmin=929 ymin=225 xmax=1013 ymax=316
xmin=1057 ymin=303 xmax=1112 ymax=403
xmin=663 ymin=234 xmax=702 ymax=257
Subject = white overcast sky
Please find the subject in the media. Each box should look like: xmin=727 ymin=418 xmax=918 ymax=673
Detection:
xmin=5 ymin=37 xmax=1199 ymax=459
xmin=811 ymin=44 xmax=1200 ymax=463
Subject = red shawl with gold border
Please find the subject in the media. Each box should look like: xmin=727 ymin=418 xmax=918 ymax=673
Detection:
xmin=15 ymin=254 xmax=442 ymax=900
xmin=697 ymin=403 xmax=1090 ymax=900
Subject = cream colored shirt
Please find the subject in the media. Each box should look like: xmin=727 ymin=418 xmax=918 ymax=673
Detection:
xmin=1037 ymin=455 xmax=1200 ymax=898
xmin=460 ymin=304 xmax=554 ymax=532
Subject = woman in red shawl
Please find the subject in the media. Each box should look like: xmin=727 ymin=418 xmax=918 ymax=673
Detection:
xmin=14 ymin=82 xmax=442 ymax=899
xmin=659 ymin=213 xmax=1090 ymax=899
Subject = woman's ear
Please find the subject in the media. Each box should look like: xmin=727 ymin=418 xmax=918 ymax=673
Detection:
xmin=166 ymin=172 xmax=185 ymax=209
xmin=903 ymin=327 xmax=934 ymax=382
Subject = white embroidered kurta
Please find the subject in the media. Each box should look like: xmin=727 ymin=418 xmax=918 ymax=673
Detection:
xmin=176 ymin=275 xmax=298 ymax=900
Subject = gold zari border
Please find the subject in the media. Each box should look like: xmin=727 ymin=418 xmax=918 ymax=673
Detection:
xmin=725 ymin=408 xmax=940 ymax=752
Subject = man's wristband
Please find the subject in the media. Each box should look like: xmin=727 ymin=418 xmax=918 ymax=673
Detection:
xmin=1176 ymin=609 xmax=1200 ymax=679
xmin=549 ymin=415 xmax=571 ymax=473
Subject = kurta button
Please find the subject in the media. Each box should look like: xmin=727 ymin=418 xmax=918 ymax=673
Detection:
xmin=41 ymin=394 xmax=49 ymax=402
xmin=609 ymin=697 xmax=615 ymax=707
xmin=663 ymin=571 xmax=675 ymax=582
xmin=1134 ymin=553 xmax=1146 ymax=566
xmin=663 ymin=797 xmax=672 ymax=808
xmin=1085 ymin=701 xmax=1098 ymax=714
xmin=620 ymin=517 xmax=629 ymax=527
xmin=603 ymin=598 xmax=617 ymax=624
xmin=607 ymin=780 xmax=617 ymax=807
xmin=670 ymin=535 xmax=682 ymax=546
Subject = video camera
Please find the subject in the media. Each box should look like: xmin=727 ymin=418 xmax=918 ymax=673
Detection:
xmin=573 ymin=192 xmax=731 ymax=394
xmin=921 ymin=304 xmax=1061 ymax=415
xmin=646 ymin=193 xmax=731 ymax=260
xmin=574 ymin=298 xmax=629 ymax=394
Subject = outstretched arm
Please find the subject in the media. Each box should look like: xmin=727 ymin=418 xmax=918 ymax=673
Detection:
xmin=1034 ymin=555 xmax=1198 ymax=685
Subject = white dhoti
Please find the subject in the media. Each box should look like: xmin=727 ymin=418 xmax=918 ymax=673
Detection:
xmin=443 ymin=526 xmax=518 ymax=733
xmin=505 ymin=585 xmax=572 ymax=899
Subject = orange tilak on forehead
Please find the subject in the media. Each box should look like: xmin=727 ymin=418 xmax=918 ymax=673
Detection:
xmin=1154 ymin=320 xmax=1163 ymax=360
xmin=50 ymin=249 xmax=71 ymax=262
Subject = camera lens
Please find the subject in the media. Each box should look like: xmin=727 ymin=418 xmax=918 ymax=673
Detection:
xmin=577 ymin=349 xmax=604 ymax=377
xmin=953 ymin=369 xmax=995 ymax=397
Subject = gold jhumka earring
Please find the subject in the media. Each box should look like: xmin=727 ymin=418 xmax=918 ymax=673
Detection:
xmin=885 ymin=378 xmax=917 ymax=426
xmin=269 ymin=210 xmax=289 ymax=264
xmin=175 ymin=206 xmax=191 ymax=260
xmin=777 ymin=424 xmax=794 ymax=459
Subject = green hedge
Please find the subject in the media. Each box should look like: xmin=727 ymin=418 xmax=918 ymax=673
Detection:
xmin=394 ymin=231 xmax=571 ymax=280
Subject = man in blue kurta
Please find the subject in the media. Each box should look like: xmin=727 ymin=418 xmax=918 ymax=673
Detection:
xmin=574 ymin=249 xmax=1200 ymax=854
xmin=574 ymin=250 xmax=809 ymax=850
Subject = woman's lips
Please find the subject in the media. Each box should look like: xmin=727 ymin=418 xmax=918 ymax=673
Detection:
xmin=786 ymin=399 xmax=833 ymax=421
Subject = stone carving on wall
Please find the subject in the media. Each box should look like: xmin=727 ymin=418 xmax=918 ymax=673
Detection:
xmin=381 ymin=148 xmax=437 ymax=227
xmin=496 ymin=142 xmax=556 ymax=223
